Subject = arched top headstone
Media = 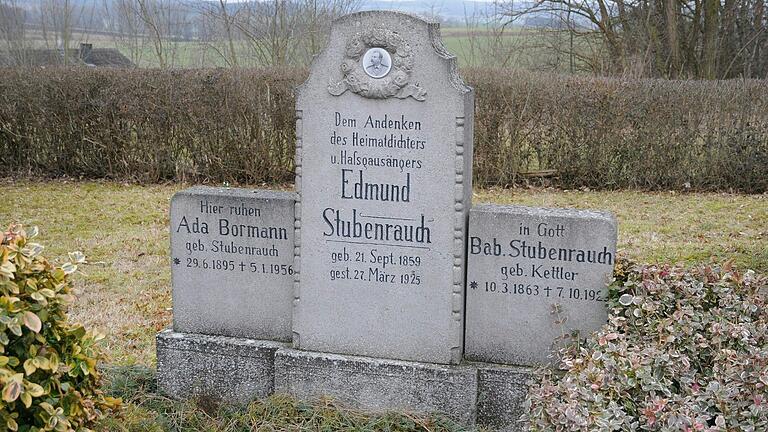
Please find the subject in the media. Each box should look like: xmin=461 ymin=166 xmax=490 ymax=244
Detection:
xmin=294 ymin=10 xmax=474 ymax=365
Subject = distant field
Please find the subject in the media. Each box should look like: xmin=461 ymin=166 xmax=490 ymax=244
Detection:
xmin=440 ymin=26 xmax=553 ymax=68
xmin=20 ymin=25 xmax=568 ymax=69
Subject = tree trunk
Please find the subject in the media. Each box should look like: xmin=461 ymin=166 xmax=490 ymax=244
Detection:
xmin=595 ymin=0 xmax=624 ymax=71
xmin=720 ymin=0 xmax=738 ymax=77
xmin=702 ymin=0 xmax=719 ymax=79
xmin=218 ymin=0 xmax=239 ymax=68
xmin=665 ymin=0 xmax=681 ymax=76
xmin=754 ymin=0 xmax=765 ymax=77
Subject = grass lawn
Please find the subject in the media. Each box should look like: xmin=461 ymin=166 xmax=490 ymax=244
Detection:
xmin=3 ymin=179 xmax=766 ymax=430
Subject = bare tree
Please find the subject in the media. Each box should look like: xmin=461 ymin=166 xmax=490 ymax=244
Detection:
xmin=193 ymin=0 xmax=242 ymax=67
xmin=103 ymin=0 xmax=146 ymax=66
xmin=0 ymin=0 xmax=30 ymax=65
xmin=135 ymin=0 xmax=168 ymax=67
xmin=214 ymin=0 xmax=358 ymax=67
xmin=39 ymin=0 xmax=76 ymax=62
xmin=107 ymin=0 xmax=191 ymax=68
xmin=295 ymin=0 xmax=359 ymax=63
xmin=501 ymin=0 xmax=768 ymax=78
xmin=217 ymin=0 xmax=239 ymax=67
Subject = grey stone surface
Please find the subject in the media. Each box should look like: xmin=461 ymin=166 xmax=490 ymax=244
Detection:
xmin=156 ymin=330 xmax=288 ymax=403
xmin=465 ymin=205 xmax=617 ymax=366
xmin=274 ymin=348 xmax=478 ymax=425
xmin=294 ymin=11 xmax=474 ymax=365
xmin=475 ymin=364 xmax=534 ymax=431
xmin=170 ymin=186 xmax=295 ymax=341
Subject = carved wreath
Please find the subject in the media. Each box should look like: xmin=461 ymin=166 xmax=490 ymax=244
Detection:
xmin=328 ymin=27 xmax=427 ymax=101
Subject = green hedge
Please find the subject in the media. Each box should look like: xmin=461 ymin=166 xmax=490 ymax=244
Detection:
xmin=1 ymin=67 xmax=766 ymax=192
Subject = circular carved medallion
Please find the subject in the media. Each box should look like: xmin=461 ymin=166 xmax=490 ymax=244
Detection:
xmin=327 ymin=27 xmax=427 ymax=101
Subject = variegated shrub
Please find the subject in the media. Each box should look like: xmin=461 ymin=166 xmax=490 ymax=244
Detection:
xmin=525 ymin=258 xmax=768 ymax=431
xmin=0 ymin=224 xmax=118 ymax=431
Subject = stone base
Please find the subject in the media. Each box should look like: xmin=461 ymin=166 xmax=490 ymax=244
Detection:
xmin=156 ymin=331 xmax=534 ymax=430
xmin=156 ymin=330 xmax=288 ymax=403
xmin=475 ymin=363 xmax=535 ymax=431
xmin=274 ymin=348 xmax=478 ymax=425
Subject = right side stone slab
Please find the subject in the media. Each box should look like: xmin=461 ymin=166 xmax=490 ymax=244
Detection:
xmin=475 ymin=363 xmax=534 ymax=432
xmin=465 ymin=204 xmax=618 ymax=366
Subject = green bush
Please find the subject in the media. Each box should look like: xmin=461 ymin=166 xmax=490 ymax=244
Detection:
xmin=524 ymin=259 xmax=768 ymax=431
xmin=0 ymin=224 xmax=118 ymax=431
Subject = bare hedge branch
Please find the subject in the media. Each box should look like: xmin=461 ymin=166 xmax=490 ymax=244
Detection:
xmin=1 ymin=67 xmax=766 ymax=192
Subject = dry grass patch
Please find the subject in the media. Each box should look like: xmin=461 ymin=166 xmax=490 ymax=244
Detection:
xmin=476 ymin=187 xmax=768 ymax=272
xmin=3 ymin=180 xmax=766 ymax=431
xmin=2 ymin=180 xmax=766 ymax=367
xmin=2 ymin=180 xmax=176 ymax=365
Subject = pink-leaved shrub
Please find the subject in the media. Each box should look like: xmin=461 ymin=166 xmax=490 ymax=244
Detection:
xmin=524 ymin=259 xmax=768 ymax=431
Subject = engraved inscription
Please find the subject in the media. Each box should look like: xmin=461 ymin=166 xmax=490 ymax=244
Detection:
xmin=322 ymin=109 xmax=431 ymax=286
xmin=295 ymin=10 xmax=473 ymax=363
xmin=468 ymin=221 xmax=614 ymax=302
xmin=465 ymin=206 xmax=617 ymax=365
xmin=170 ymin=188 xmax=295 ymax=340
xmin=173 ymin=197 xmax=293 ymax=277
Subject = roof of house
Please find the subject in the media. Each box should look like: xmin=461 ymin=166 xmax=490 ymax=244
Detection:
xmin=0 ymin=48 xmax=135 ymax=68
xmin=84 ymin=48 xmax=135 ymax=67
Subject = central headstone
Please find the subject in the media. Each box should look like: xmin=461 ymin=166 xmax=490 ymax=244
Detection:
xmin=294 ymin=11 xmax=473 ymax=364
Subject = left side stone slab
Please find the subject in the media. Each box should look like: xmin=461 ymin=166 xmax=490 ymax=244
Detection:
xmin=170 ymin=186 xmax=295 ymax=341
xmin=157 ymin=330 xmax=288 ymax=402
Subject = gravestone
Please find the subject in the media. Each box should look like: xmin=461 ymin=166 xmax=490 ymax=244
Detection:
xmin=170 ymin=186 xmax=295 ymax=340
xmin=156 ymin=11 xmax=621 ymax=429
xmin=293 ymin=10 xmax=473 ymax=364
xmin=159 ymin=186 xmax=295 ymax=402
xmin=465 ymin=205 xmax=617 ymax=366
